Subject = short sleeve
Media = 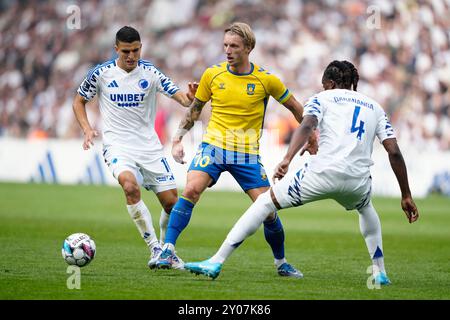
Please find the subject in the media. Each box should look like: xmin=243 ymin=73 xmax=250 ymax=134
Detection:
xmin=77 ymin=67 xmax=99 ymax=101
xmin=150 ymin=66 xmax=179 ymax=97
xmin=195 ymin=68 xmax=212 ymax=102
xmin=303 ymin=94 xmax=324 ymax=123
xmin=267 ymin=74 xmax=292 ymax=104
xmin=376 ymin=109 xmax=396 ymax=143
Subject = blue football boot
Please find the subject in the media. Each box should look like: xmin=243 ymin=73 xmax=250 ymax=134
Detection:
xmin=184 ymin=259 xmax=222 ymax=280
xmin=277 ymin=263 xmax=303 ymax=278
xmin=374 ymin=271 xmax=391 ymax=285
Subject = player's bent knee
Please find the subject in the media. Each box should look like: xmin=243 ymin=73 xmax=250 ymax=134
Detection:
xmin=121 ymin=180 xmax=140 ymax=198
xmin=182 ymin=185 xmax=202 ymax=203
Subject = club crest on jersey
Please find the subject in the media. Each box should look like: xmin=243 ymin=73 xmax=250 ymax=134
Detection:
xmin=139 ymin=79 xmax=149 ymax=90
xmin=219 ymin=83 xmax=225 ymax=89
xmin=247 ymin=83 xmax=255 ymax=95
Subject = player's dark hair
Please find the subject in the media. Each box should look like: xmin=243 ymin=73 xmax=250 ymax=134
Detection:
xmin=342 ymin=60 xmax=359 ymax=91
xmin=322 ymin=60 xmax=359 ymax=91
xmin=116 ymin=26 xmax=141 ymax=45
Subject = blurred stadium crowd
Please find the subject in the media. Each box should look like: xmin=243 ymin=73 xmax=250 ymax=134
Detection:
xmin=1 ymin=0 xmax=450 ymax=150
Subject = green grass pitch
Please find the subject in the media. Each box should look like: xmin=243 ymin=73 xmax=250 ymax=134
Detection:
xmin=0 ymin=182 xmax=449 ymax=299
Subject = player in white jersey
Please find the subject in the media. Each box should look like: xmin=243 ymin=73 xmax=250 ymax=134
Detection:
xmin=184 ymin=61 xmax=419 ymax=284
xmin=73 ymin=26 xmax=197 ymax=269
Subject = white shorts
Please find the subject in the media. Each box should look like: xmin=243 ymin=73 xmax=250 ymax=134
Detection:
xmin=272 ymin=163 xmax=371 ymax=211
xmin=102 ymin=145 xmax=176 ymax=194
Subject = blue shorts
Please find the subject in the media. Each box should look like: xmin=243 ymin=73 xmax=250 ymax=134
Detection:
xmin=188 ymin=142 xmax=270 ymax=191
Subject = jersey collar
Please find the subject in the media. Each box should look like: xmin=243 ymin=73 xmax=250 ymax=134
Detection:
xmin=227 ymin=62 xmax=254 ymax=76
xmin=116 ymin=59 xmax=139 ymax=74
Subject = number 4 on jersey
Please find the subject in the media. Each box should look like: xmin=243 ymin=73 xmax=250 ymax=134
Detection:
xmin=351 ymin=106 xmax=365 ymax=140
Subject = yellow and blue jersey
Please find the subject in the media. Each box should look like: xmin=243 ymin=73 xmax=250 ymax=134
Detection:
xmin=195 ymin=62 xmax=292 ymax=155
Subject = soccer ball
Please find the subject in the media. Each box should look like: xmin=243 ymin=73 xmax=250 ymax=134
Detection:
xmin=62 ymin=233 xmax=96 ymax=267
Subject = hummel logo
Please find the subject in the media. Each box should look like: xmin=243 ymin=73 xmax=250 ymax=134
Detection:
xmin=107 ymin=80 xmax=119 ymax=88
xmin=219 ymin=83 xmax=225 ymax=89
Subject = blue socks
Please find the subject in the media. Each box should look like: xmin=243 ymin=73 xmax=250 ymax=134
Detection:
xmin=165 ymin=197 xmax=286 ymax=262
xmin=263 ymin=214 xmax=285 ymax=260
xmin=164 ymin=197 xmax=195 ymax=246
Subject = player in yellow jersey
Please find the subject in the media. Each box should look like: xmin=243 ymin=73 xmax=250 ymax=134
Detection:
xmin=156 ymin=22 xmax=317 ymax=276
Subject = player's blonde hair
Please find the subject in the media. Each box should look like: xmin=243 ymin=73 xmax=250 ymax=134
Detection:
xmin=224 ymin=22 xmax=256 ymax=51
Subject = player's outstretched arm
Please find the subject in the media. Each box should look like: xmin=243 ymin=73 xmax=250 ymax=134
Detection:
xmin=282 ymin=95 xmax=304 ymax=124
xmin=171 ymin=82 xmax=199 ymax=107
xmin=72 ymin=93 xmax=98 ymax=150
xmin=171 ymin=98 xmax=206 ymax=164
xmin=282 ymin=96 xmax=318 ymax=155
xmin=273 ymin=115 xmax=318 ymax=181
xmin=382 ymin=138 xmax=419 ymax=223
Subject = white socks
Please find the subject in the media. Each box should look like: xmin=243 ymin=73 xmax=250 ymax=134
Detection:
xmin=159 ymin=209 xmax=170 ymax=245
xmin=209 ymin=191 xmax=276 ymax=264
xmin=162 ymin=242 xmax=175 ymax=252
xmin=209 ymin=241 xmax=236 ymax=264
xmin=127 ymin=200 xmax=159 ymax=251
xmin=274 ymin=258 xmax=287 ymax=268
xmin=358 ymin=201 xmax=386 ymax=273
